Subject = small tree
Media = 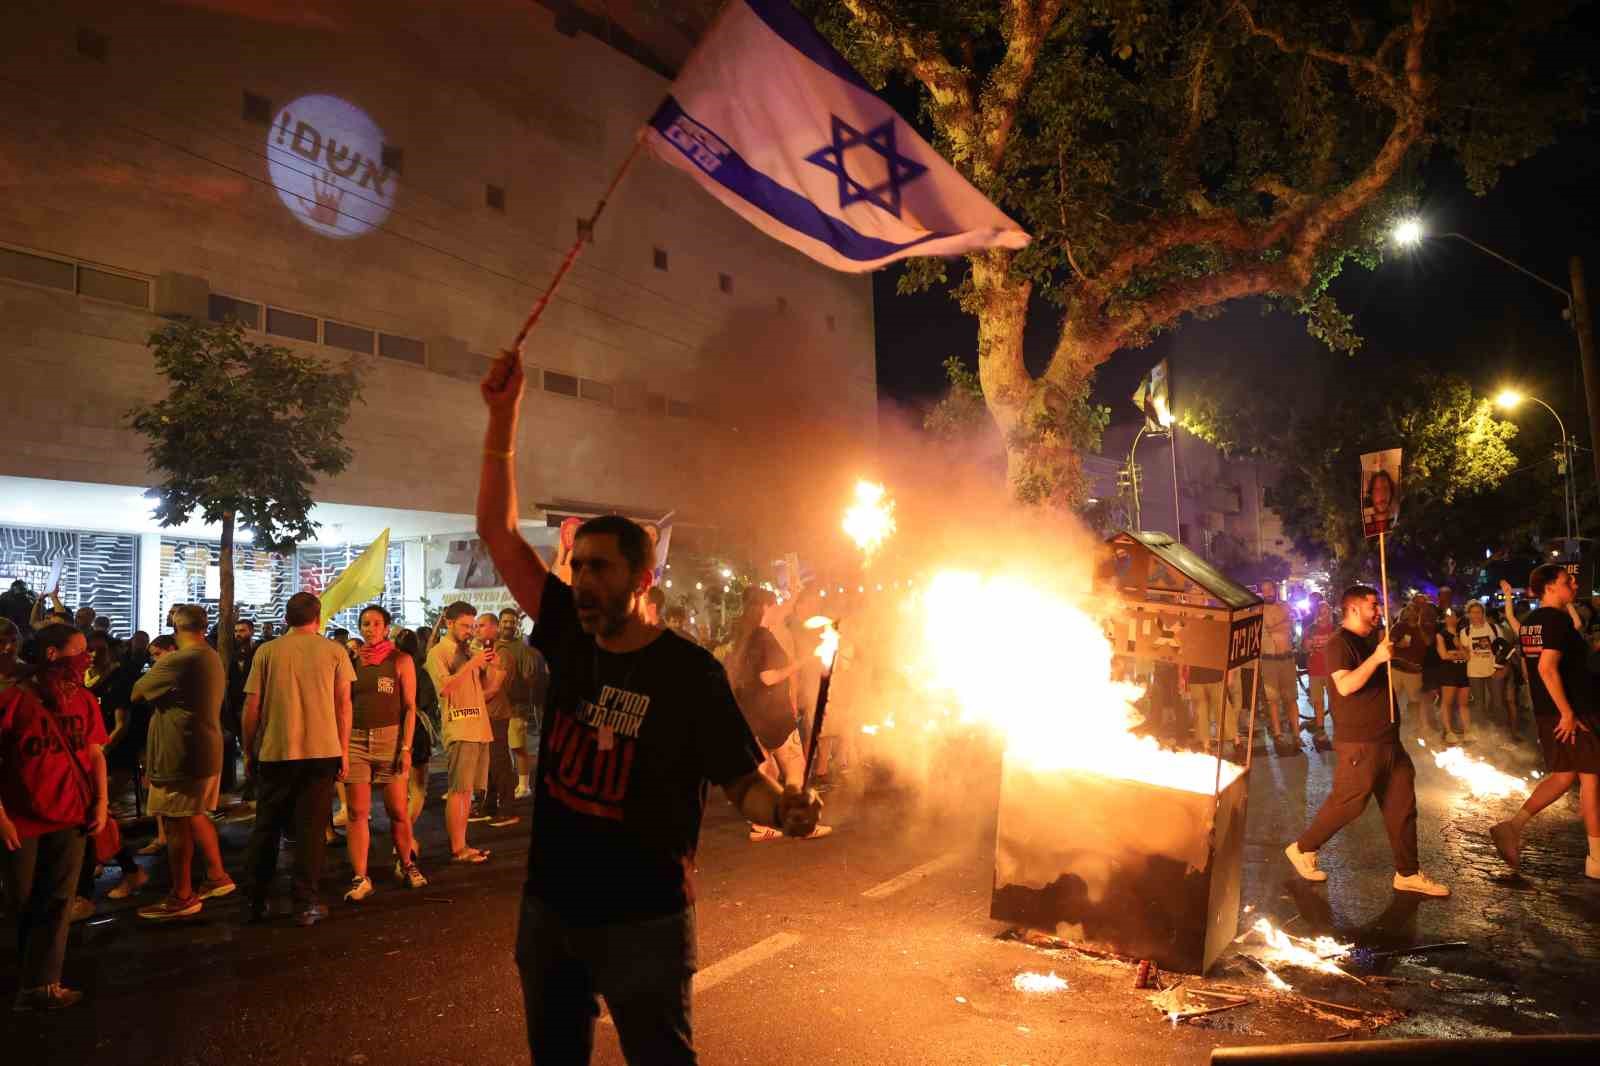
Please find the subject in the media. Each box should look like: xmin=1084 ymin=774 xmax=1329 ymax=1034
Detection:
xmin=128 ymin=319 xmax=362 ymax=666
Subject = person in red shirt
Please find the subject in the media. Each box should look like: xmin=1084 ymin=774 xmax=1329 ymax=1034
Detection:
xmin=1304 ymin=602 xmax=1336 ymax=751
xmin=0 ymin=623 xmax=109 ymax=1011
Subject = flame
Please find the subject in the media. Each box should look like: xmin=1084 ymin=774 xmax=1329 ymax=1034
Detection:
xmin=805 ymin=615 xmax=841 ymax=673
xmin=842 ymin=480 xmax=896 ymax=561
xmin=1425 ymin=742 xmax=1531 ymax=800
xmin=860 ymin=724 xmax=879 ymax=736
xmin=1012 ymin=971 xmax=1068 ymax=994
xmin=917 ymin=570 xmax=1242 ymax=794
xmin=1248 ymin=918 xmax=1355 ymax=982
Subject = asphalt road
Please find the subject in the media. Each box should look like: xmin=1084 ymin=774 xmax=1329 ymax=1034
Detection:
xmin=5 ymin=715 xmax=1599 ymax=1064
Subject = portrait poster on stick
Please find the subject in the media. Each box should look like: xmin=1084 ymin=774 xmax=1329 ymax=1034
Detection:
xmin=1359 ymin=448 xmax=1402 ymax=539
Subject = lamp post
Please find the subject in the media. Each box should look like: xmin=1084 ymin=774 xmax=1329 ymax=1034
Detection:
xmin=1496 ymin=388 xmax=1576 ymax=540
xmin=1392 ymin=217 xmax=1599 ymax=518
xmin=1127 ymin=411 xmax=1182 ymax=536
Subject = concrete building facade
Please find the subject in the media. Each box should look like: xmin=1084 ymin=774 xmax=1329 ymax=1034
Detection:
xmin=0 ymin=0 xmax=877 ymax=635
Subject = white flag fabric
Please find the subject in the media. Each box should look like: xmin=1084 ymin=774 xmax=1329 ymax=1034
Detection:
xmin=644 ymin=0 xmax=1029 ymax=272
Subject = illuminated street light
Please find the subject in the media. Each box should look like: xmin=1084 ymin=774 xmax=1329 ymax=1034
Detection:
xmin=1392 ymin=217 xmax=1424 ymax=247
xmin=1495 ymin=386 xmax=1575 ymax=539
xmin=720 ymin=568 xmax=732 ymax=579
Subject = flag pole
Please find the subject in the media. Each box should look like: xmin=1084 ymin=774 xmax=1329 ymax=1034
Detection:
xmin=508 ymin=136 xmax=646 ymax=352
xmin=1379 ymin=529 xmax=1396 ymax=723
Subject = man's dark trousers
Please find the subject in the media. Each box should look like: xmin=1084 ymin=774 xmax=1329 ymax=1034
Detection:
xmin=1296 ymin=740 xmax=1419 ymax=875
xmin=484 ymin=717 xmax=516 ymax=814
xmin=245 ymin=757 xmax=339 ymax=909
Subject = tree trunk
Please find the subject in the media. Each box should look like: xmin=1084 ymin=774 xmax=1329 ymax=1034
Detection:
xmin=217 ymin=511 xmax=236 ymax=668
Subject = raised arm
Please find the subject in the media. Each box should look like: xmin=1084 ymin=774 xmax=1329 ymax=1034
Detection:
xmin=476 ymin=348 xmax=549 ymax=618
xmin=1498 ymin=580 xmax=1521 ymax=633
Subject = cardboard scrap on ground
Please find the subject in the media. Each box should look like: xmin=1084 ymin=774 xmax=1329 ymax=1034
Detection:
xmin=1148 ymin=985 xmax=1253 ymax=1024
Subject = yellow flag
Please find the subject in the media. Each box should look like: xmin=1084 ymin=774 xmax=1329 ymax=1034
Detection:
xmin=319 ymin=528 xmax=390 ymax=622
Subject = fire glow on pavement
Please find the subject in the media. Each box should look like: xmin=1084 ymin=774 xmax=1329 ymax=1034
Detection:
xmin=1012 ymin=971 xmax=1069 ymax=994
xmin=1416 ymin=738 xmax=1532 ymax=800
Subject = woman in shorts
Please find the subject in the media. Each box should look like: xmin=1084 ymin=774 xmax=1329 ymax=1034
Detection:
xmin=342 ymin=605 xmax=426 ymax=900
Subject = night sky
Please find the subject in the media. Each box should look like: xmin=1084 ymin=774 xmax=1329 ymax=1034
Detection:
xmin=873 ymin=94 xmax=1600 ymax=445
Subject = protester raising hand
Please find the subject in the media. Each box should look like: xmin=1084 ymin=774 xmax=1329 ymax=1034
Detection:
xmin=481 ymin=347 xmax=525 ymax=412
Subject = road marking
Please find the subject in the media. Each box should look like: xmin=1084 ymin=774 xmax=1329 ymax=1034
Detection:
xmin=861 ymin=853 xmax=963 ymax=900
xmin=600 ymin=932 xmax=802 ymax=1026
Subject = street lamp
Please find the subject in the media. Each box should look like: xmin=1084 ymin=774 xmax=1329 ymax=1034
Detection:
xmin=1127 ymin=415 xmax=1182 ymax=536
xmin=1391 ymin=218 xmax=1576 ymax=308
xmin=1496 ymin=387 xmax=1577 ymax=540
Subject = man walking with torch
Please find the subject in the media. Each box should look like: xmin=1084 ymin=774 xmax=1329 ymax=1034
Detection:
xmin=1285 ymin=586 xmax=1451 ymax=897
xmin=476 ymin=346 xmax=821 ymax=1064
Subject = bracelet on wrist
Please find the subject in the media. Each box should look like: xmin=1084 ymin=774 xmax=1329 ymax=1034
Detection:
xmin=484 ymin=446 xmax=515 ymax=459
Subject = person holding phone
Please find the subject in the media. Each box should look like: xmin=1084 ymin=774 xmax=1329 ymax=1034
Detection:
xmin=426 ymin=602 xmax=499 ymax=864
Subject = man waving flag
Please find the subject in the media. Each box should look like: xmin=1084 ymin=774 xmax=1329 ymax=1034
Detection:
xmin=644 ymin=0 xmax=1029 ymax=272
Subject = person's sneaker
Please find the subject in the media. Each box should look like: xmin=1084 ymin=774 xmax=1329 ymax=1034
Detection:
xmin=1489 ymin=821 xmax=1522 ymax=869
xmin=798 ymin=824 xmax=833 ymax=840
xmin=68 ymin=896 xmax=95 ymax=923
xmin=1585 ymin=854 xmax=1600 ymax=880
xmin=513 ymin=785 xmax=533 ymax=800
xmin=295 ymin=903 xmax=329 ymax=927
xmin=107 ymin=866 xmax=149 ymax=900
xmin=1284 ymin=842 xmax=1327 ymax=882
xmin=468 ymin=811 xmax=493 ymax=823
xmin=489 ymin=814 xmax=520 ymax=828
xmin=1460 ymin=727 xmax=1476 ymax=744
xmin=343 ymin=876 xmax=374 ymax=903
xmin=400 ymin=863 xmax=428 ymax=889
xmin=13 ymin=983 xmax=83 ymax=1012
xmin=748 ymin=825 xmax=782 ymax=842
xmin=1393 ymin=871 xmax=1451 ymax=897
xmin=138 ymin=894 xmax=203 ymax=920
xmin=136 ymin=839 xmax=167 ymax=856
xmin=197 ymin=877 xmax=237 ymax=900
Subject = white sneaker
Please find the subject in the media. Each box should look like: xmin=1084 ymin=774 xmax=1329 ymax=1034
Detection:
xmin=513 ymin=785 xmax=533 ymax=800
xmin=1586 ymin=855 xmax=1600 ymax=880
xmin=343 ymin=875 xmax=374 ymax=902
xmin=1393 ymin=871 xmax=1450 ymax=897
xmin=1285 ymin=842 xmax=1327 ymax=882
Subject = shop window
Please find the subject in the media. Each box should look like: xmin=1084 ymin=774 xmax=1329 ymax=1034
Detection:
xmin=378 ymin=333 xmax=425 ymax=365
xmin=543 ymin=370 xmax=580 ymax=397
xmin=208 ymin=293 xmax=260 ymax=328
xmin=77 ymin=266 xmax=149 ymax=308
xmin=0 ymin=246 xmax=75 ymax=291
xmin=265 ymin=306 xmax=318 ymax=342
xmin=324 ymin=320 xmax=374 ymax=354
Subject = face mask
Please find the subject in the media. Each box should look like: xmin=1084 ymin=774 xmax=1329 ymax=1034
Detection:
xmin=47 ymin=650 xmax=93 ymax=687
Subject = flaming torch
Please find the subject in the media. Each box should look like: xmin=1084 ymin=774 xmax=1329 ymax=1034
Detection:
xmin=801 ymin=616 xmax=841 ymax=789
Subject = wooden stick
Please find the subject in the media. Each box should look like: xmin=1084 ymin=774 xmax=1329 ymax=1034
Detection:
xmin=1380 ymin=530 xmax=1396 ymax=722
xmin=509 ymin=137 xmax=645 ymax=352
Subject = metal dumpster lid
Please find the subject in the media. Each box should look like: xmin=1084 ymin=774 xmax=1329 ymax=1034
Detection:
xmin=1107 ymin=530 xmax=1262 ymax=611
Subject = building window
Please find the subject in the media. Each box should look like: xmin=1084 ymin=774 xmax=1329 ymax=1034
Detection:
xmin=323 ymin=320 xmax=375 ymax=354
xmin=265 ymin=307 xmax=318 ymax=343
xmin=381 ymin=143 xmax=404 ymax=174
xmin=242 ymin=91 xmax=273 ymax=125
xmin=76 ymin=27 xmax=108 ymax=61
xmin=486 ymin=184 xmax=505 ymax=211
xmin=208 ymin=293 xmax=260 ymax=328
xmin=77 ymin=266 xmax=148 ymax=308
xmin=579 ymin=379 xmax=613 ymax=405
xmin=0 ymin=246 xmax=75 ymax=291
xmin=543 ymin=371 xmax=580 ymax=397
xmin=378 ymin=333 xmax=425 ymax=365
xmin=718 ymin=273 xmax=733 ymax=294
xmin=653 ymin=248 xmax=668 ymax=271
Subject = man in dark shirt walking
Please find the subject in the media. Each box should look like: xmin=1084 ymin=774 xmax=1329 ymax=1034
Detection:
xmin=476 ymin=346 xmax=822 ymax=1065
xmin=1489 ymin=564 xmax=1600 ymax=878
xmin=1285 ymin=585 xmax=1450 ymax=897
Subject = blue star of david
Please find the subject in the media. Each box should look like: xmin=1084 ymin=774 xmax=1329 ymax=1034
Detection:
xmin=804 ymin=115 xmax=928 ymax=219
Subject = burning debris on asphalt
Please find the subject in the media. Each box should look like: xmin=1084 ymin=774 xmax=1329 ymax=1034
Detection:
xmin=1012 ymin=971 xmax=1069 ymax=994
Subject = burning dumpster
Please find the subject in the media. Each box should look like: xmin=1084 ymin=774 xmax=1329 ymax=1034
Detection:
xmin=990 ymin=530 xmax=1263 ymax=974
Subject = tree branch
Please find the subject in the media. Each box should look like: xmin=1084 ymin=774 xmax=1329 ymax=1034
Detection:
xmin=976 ymin=0 xmax=1067 ymax=180
xmin=1231 ymin=0 xmax=1402 ymax=100
xmin=839 ymin=0 xmax=980 ymax=158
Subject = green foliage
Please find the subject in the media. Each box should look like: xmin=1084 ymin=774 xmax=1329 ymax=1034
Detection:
xmin=922 ymin=356 xmax=989 ymax=441
xmin=127 ymin=319 xmax=363 ymax=554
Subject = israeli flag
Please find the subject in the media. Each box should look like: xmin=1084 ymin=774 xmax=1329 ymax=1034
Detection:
xmin=644 ymin=0 xmax=1029 ymax=273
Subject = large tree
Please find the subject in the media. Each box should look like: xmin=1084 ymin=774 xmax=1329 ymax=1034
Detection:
xmin=805 ymin=0 xmax=1583 ymax=506
xmin=128 ymin=319 xmax=362 ymax=665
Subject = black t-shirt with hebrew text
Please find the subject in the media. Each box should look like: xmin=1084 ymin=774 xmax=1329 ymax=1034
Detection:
xmin=528 ymin=573 xmax=763 ymax=926
xmin=1520 ymin=606 xmax=1595 ymax=720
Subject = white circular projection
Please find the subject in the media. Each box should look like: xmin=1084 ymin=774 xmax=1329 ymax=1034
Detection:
xmin=267 ymin=94 xmax=396 ymax=239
